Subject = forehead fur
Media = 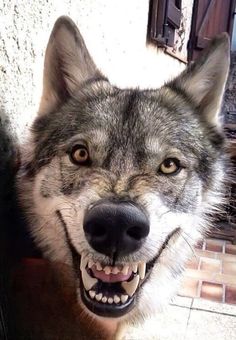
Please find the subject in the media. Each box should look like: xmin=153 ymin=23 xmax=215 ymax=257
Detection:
xmin=33 ymin=81 xmax=224 ymax=158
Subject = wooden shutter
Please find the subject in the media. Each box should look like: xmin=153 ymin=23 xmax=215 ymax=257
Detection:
xmin=188 ymin=0 xmax=236 ymax=61
xmin=148 ymin=0 xmax=182 ymax=47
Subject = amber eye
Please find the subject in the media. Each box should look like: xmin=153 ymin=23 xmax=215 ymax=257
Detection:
xmin=159 ymin=158 xmax=181 ymax=175
xmin=70 ymin=145 xmax=90 ymax=165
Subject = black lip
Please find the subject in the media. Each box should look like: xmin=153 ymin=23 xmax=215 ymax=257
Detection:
xmin=81 ymin=288 xmax=135 ymax=318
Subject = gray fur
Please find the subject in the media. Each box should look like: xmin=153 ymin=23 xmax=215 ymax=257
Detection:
xmin=17 ymin=16 xmax=230 ymax=335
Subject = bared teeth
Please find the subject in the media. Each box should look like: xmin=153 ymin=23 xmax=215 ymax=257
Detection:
xmin=80 ymin=253 xmax=97 ymax=291
xmin=96 ymin=262 xmax=102 ymax=271
xmin=132 ymin=263 xmax=138 ymax=273
xmin=121 ymin=295 xmax=128 ymax=303
xmin=138 ymin=262 xmax=146 ymax=280
xmin=88 ymin=259 xmax=94 ymax=269
xmin=89 ymin=290 xmax=96 ymax=299
xmin=80 ymin=252 xmax=88 ymax=270
xmin=112 ymin=267 xmax=120 ymax=274
xmin=108 ymin=297 xmax=113 ymax=304
xmin=102 ymin=296 xmax=107 ymax=303
xmin=114 ymin=295 xmax=120 ymax=304
xmin=104 ymin=266 xmax=111 ymax=275
xmin=122 ymin=264 xmax=129 ymax=275
xmin=95 ymin=293 xmax=102 ymax=301
xmin=121 ymin=274 xmax=140 ymax=297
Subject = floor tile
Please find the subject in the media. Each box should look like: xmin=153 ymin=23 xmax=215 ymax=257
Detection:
xmin=222 ymin=261 xmax=236 ymax=275
xmin=185 ymin=309 xmax=236 ymax=340
xmin=195 ymin=249 xmax=216 ymax=259
xmin=200 ymin=281 xmax=223 ymax=302
xmin=186 ymin=256 xmax=200 ymax=270
xmin=192 ymin=298 xmax=236 ymax=315
xmin=205 ymin=238 xmax=224 ymax=252
xmin=171 ymin=295 xmax=193 ymax=308
xmin=225 ymin=244 xmax=236 ymax=255
xmin=225 ymin=285 xmax=236 ymax=305
xmin=216 ymin=252 xmax=236 ymax=262
xmin=178 ymin=277 xmax=200 ymax=298
xmin=199 ymin=257 xmax=221 ymax=272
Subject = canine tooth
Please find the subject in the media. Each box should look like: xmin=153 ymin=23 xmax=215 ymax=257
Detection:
xmin=138 ymin=262 xmax=146 ymax=280
xmin=132 ymin=263 xmax=138 ymax=273
xmin=104 ymin=266 xmax=111 ymax=275
xmin=80 ymin=253 xmax=88 ymax=270
xmin=89 ymin=290 xmax=96 ymax=299
xmin=112 ymin=267 xmax=120 ymax=274
xmin=122 ymin=264 xmax=129 ymax=275
xmin=121 ymin=295 xmax=128 ymax=304
xmin=81 ymin=266 xmax=97 ymax=291
xmin=88 ymin=259 xmax=94 ymax=269
xmin=114 ymin=295 xmax=120 ymax=304
xmin=95 ymin=293 xmax=102 ymax=301
xmin=108 ymin=297 xmax=113 ymax=304
xmin=96 ymin=262 xmax=102 ymax=271
xmin=102 ymin=296 xmax=107 ymax=303
xmin=121 ymin=275 xmax=140 ymax=297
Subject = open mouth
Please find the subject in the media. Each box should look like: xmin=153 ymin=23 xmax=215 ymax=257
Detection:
xmin=79 ymin=254 xmax=147 ymax=317
xmin=57 ymin=210 xmax=181 ymax=318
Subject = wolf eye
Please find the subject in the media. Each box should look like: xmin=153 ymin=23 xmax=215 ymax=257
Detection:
xmin=70 ymin=145 xmax=90 ymax=165
xmin=159 ymin=158 xmax=180 ymax=175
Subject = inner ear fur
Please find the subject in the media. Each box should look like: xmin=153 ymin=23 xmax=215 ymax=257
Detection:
xmin=166 ymin=33 xmax=230 ymax=127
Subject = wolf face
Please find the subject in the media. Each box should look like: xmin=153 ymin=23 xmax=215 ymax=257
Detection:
xmin=18 ymin=16 xmax=229 ymax=323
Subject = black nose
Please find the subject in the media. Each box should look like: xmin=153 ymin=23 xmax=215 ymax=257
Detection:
xmin=83 ymin=201 xmax=149 ymax=257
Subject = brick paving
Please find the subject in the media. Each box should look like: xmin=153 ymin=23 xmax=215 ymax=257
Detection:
xmin=179 ymin=238 xmax=236 ymax=304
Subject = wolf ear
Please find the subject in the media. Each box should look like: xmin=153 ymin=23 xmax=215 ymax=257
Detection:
xmin=38 ymin=16 xmax=104 ymax=115
xmin=166 ymin=33 xmax=230 ymax=126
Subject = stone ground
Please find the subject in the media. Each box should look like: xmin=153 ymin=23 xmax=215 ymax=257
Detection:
xmin=124 ymin=237 xmax=236 ymax=340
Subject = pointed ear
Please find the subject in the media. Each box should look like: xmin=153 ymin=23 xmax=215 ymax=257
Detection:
xmin=38 ymin=16 xmax=106 ymax=115
xmin=166 ymin=33 xmax=230 ymax=127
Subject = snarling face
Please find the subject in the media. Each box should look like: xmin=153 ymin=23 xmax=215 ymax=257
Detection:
xmin=18 ymin=17 xmax=229 ymax=321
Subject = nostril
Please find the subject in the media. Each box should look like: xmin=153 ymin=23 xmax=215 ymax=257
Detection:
xmin=126 ymin=226 xmax=145 ymax=241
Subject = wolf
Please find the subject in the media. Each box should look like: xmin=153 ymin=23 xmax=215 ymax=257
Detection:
xmin=17 ymin=16 xmax=230 ymax=339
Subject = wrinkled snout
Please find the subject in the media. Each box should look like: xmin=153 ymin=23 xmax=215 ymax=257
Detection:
xmin=83 ymin=201 xmax=150 ymax=257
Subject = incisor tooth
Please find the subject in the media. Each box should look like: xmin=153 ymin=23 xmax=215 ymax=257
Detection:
xmin=122 ymin=264 xmax=129 ymax=275
xmin=112 ymin=267 xmax=120 ymax=274
xmin=104 ymin=266 xmax=111 ymax=275
xmin=96 ymin=262 xmax=102 ymax=271
xmin=102 ymin=296 xmax=107 ymax=303
xmin=138 ymin=262 xmax=146 ymax=279
xmin=81 ymin=266 xmax=97 ymax=291
xmin=80 ymin=253 xmax=88 ymax=270
xmin=114 ymin=295 xmax=120 ymax=304
xmin=121 ymin=275 xmax=140 ymax=297
xmin=88 ymin=259 xmax=94 ymax=269
xmin=121 ymin=295 xmax=128 ymax=303
xmin=89 ymin=290 xmax=96 ymax=299
xmin=108 ymin=297 xmax=113 ymax=304
xmin=133 ymin=263 xmax=138 ymax=273
xmin=95 ymin=293 xmax=102 ymax=301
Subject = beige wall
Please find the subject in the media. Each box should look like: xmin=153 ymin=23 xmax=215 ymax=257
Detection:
xmin=0 ymin=0 xmax=193 ymax=140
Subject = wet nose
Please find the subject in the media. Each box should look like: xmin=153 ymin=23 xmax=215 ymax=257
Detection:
xmin=83 ymin=201 xmax=149 ymax=257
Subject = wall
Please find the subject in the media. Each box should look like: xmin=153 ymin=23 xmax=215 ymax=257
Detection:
xmin=0 ymin=0 xmax=193 ymax=140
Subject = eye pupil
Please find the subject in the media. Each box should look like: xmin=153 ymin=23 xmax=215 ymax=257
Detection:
xmin=70 ymin=145 xmax=90 ymax=165
xmin=159 ymin=158 xmax=180 ymax=175
xmin=164 ymin=159 xmax=173 ymax=168
xmin=79 ymin=150 xmax=86 ymax=158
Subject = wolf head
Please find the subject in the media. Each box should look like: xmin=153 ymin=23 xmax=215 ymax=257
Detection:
xmin=18 ymin=16 xmax=229 ymax=323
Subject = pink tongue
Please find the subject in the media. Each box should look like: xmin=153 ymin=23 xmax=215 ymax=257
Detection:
xmin=91 ymin=265 xmax=132 ymax=283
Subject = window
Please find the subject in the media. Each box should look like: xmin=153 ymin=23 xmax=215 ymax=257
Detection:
xmin=188 ymin=0 xmax=235 ymax=61
xmin=148 ymin=0 xmax=182 ymax=47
